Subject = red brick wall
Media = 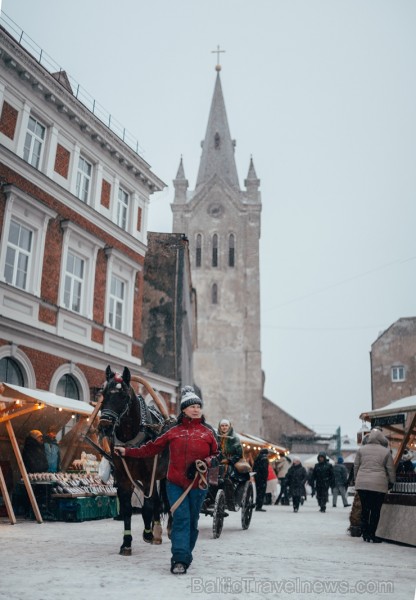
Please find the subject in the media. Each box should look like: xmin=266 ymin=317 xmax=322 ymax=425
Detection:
xmin=132 ymin=271 xmax=142 ymax=340
xmin=0 ymin=101 xmax=18 ymax=139
xmin=91 ymin=326 xmax=104 ymax=344
xmin=54 ymin=144 xmax=70 ymax=179
xmin=93 ymin=249 xmax=107 ymax=324
xmin=41 ymin=217 xmax=63 ymax=305
xmin=101 ymin=179 xmax=111 ymax=209
xmin=39 ymin=304 xmax=57 ymax=326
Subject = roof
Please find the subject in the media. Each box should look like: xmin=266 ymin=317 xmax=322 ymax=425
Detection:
xmin=0 ymin=382 xmax=94 ymax=415
xmin=360 ymin=395 xmax=416 ymax=419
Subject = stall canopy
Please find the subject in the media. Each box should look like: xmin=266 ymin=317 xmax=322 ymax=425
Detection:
xmin=359 ymin=395 xmax=416 ymax=464
xmin=238 ymin=432 xmax=289 ymax=460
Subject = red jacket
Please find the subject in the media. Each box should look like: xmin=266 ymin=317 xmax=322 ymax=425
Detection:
xmin=124 ymin=416 xmax=218 ymax=489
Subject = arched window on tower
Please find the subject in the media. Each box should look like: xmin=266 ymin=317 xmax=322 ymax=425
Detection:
xmin=0 ymin=357 xmax=24 ymax=385
xmin=228 ymin=234 xmax=235 ymax=267
xmin=211 ymin=283 xmax=218 ymax=304
xmin=212 ymin=234 xmax=218 ymax=267
xmin=196 ymin=234 xmax=202 ymax=268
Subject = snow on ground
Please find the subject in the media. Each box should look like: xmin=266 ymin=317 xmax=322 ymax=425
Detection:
xmin=1 ymin=500 xmax=415 ymax=600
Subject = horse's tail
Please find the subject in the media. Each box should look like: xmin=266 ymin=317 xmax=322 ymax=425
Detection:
xmin=159 ymin=478 xmax=170 ymax=516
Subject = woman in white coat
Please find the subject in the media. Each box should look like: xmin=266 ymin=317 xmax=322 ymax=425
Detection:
xmin=354 ymin=428 xmax=395 ymax=543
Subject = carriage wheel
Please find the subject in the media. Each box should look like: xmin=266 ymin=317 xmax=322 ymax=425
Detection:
xmin=212 ymin=489 xmax=226 ymax=539
xmin=241 ymin=481 xmax=254 ymax=530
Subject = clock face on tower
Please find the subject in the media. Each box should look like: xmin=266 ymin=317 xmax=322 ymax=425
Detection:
xmin=207 ymin=203 xmax=224 ymax=218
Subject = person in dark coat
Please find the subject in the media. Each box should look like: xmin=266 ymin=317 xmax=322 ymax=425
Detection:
xmin=43 ymin=431 xmax=61 ymax=473
xmin=354 ymin=428 xmax=395 ymax=543
xmin=332 ymin=456 xmax=351 ymax=507
xmin=311 ymin=451 xmax=334 ymax=513
xmin=22 ymin=430 xmax=49 ymax=473
xmin=285 ymin=456 xmax=307 ymax=512
xmin=253 ymin=448 xmax=269 ymax=511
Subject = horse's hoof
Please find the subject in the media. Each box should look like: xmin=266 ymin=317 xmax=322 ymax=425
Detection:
xmin=119 ymin=547 xmax=132 ymax=556
xmin=152 ymin=538 xmax=162 ymax=545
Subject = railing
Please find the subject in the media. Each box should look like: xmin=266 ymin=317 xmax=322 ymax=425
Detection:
xmin=0 ymin=11 xmax=145 ymax=157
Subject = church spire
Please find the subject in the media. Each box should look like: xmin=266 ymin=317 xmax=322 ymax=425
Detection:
xmin=244 ymin=156 xmax=260 ymax=203
xmin=173 ymin=155 xmax=188 ymax=203
xmin=195 ymin=70 xmax=240 ymax=191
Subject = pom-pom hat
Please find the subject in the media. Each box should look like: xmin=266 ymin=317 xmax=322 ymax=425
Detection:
xmin=180 ymin=386 xmax=203 ymax=411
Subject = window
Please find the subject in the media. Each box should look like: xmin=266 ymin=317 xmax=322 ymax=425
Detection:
xmin=391 ymin=366 xmax=405 ymax=382
xmin=57 ymin=374 xmax=80 ymax=437
xmin=109 ymin=274 xmax=125 ymax=331
xmin=0 ymin=186 xmax=56 ymax=296
xmin=76 ymin=156 xmax=92 ymax=203
xmin=4 ymin=219 xmax=32 ymax=290
xmin=212 ymin=234 xmax=218 ymax=267
xmin=228 ymin=234 xmax=235 ymax=267
xmin=117 ymin=187 xmax=129 ymax=230
xmin=196 ymin=234 xmax=202 ymax=268
xmin=212 ymin=283 xmax=218 ymax=304
xmin=63 ymin=251 xmax=84 ymax=313
xmin=0 ymin=357 xmax=24 ymax=385
xmin=23 ymin=116 xmax=45 ymax=169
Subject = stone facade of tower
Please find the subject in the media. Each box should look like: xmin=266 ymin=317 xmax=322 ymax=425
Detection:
xmin=171 ymin=70 xmax=263 ymax=435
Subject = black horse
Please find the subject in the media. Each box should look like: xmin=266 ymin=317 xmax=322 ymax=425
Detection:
xmin=98 ymin=365 xmax=173 ymax=555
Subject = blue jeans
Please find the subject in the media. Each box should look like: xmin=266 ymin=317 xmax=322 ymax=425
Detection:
xmin=166 ymin=481 xmax=207 ymax=567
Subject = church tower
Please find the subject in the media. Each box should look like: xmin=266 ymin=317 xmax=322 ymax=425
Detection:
xmin=171 ymin=62 xmax=262 ymax=435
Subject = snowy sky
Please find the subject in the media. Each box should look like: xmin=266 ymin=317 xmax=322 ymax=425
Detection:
xmin=2 ymin=0 xmax=416 ymax=438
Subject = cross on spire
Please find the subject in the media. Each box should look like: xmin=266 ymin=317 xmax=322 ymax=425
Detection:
xmin=211 ymin=45 xmax=225 ymax=71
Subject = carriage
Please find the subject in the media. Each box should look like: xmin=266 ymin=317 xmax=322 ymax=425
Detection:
xmin=200 ymin=463 xmax=255 ymax=538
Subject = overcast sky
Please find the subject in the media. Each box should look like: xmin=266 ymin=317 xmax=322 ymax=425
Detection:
xmin=2 ymin=0 xmax=416 ymax=438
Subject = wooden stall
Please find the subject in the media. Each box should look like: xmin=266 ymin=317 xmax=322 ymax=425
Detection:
xmin=0 ymin=382 xmax=105 ymax=524
xmin=359 ymin=396 xmax=416 ymax=547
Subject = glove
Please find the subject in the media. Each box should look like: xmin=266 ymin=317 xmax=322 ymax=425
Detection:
xmin=210 ymin=457 xmax=219 ymax=468
xmin=186 ymin=462 xmax=197 ymax=480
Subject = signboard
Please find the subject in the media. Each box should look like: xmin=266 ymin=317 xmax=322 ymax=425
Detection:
xmin=371 ymin=414 xmax=405 ymax=427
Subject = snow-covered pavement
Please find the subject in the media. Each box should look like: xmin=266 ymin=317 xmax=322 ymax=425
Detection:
xmin=1 ymin=500 xmax=415 ymax=600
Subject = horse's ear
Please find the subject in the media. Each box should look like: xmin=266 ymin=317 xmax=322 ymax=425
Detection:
xmin=105 ymin=365 xmax=114 ymax=381
xmin=122 ymin=367 xmax=131 ymax=386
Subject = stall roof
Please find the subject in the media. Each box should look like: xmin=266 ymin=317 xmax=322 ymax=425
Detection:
xmin=359 ymin=395 xmax=416 ymax=420
xmin=239 ymin=431 xmax=288 ymax=455
xmin=0 ymin=382 xmax=94 ymax=416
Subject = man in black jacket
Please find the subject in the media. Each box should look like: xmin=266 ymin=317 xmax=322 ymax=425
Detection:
xmin=311 ymin=451 xmax=334 ymax=512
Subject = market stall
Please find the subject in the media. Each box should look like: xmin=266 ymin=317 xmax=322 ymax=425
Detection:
xmin=359 ymin=395 xmax=416 ymax=547
xmin=0 ymin=382 xmax=116 ymax=524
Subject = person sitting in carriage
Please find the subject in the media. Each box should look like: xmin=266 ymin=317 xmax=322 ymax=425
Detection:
xmin=218 ymin=419 xmax=244 ymax=479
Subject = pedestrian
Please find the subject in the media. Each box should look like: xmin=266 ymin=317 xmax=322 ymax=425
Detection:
xmin=285 ymin=456 xmax=307 ymax=512
xmin=274 ymin=455 xmax=291 ymax=505
xmin=311 ymin=451 xmax=334 ymax=513
xmin=43 ymin=431 xmax=61 ymax=473
xmin=354 ymin=428 xmax=395 ymax=543
xmin=253 ymin=448 xmax=269 ymax=511
xmin=22 ymin=430 xmax=49 ymax=474
xmin=115 ymin=386 xmax=218 ymax=574
xmin=332 ymin=456 xmax=351 ymax=508
xmin=265 ymin=461 xmax=278 ymax=505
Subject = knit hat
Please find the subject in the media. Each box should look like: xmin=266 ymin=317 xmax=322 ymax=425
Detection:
xmin=29 ymin=430 xmax=43 ymax=440
xmin=219 ymin=419 xmax=231 ymax=426
xmin=180 ymin=386 xmax=203 ymax=411
xmin=292 ymin=456 xmax=301 ymax=464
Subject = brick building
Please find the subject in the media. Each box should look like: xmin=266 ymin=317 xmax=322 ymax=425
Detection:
xmin=0 ymin=23 xmax=177 ymax=416
xmin=370 ymin=317 xmax=416 ymax=410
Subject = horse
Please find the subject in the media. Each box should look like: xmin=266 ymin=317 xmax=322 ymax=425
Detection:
xmin=98 ymin=365 xmax=173 ymax=556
